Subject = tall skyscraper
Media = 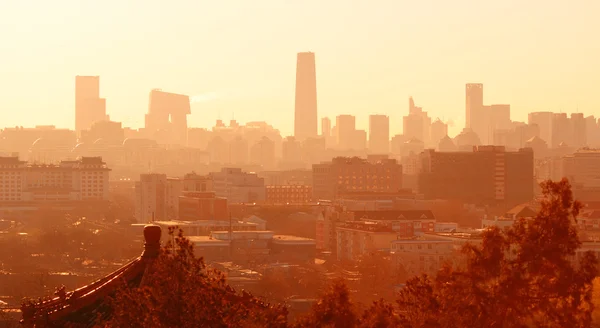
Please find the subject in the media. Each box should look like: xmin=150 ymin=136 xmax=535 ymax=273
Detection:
xmin=466 ymin=83 xmax=492 ymax=144
xmin=403 ymin=97 xmax=431 ymax=145
xmin=321 ymin=117 xmax=331 ymax=137
xmin=528 ymin=112 xmax=553 ymax=144
xmin=465 ymin=83 xmax=483 ymax=129
xmin=369 ymin=115 xmax=390 ymax=154
xmin=294 ymin=52 xmax=318 ymax=142
xmin=336 ymin=115 xmax=356 ymax=150
xmin=75 ymin=76 xmax=107 ymax=137
xmin=145 ymin=89 xmax=191 ymax=146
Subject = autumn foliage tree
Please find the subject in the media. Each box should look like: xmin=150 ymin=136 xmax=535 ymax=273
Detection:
xmin=397 ymin=178 xmax=599 ymax=327
xmin=98 ymin=227 xmax=288 ymax=328
xmin=96 ymin=179 xmax=599 ymax=327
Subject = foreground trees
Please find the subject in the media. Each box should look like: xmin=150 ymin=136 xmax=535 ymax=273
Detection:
xmin=100 ymin=228 xmax=288 ymax=328
xmin=99 ymin=179 xmax=598 ymax=327
xmin=397 ymin=178 xmax=599 ymax=327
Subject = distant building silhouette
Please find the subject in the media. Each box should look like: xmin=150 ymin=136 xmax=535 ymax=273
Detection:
xmin=528 ymin=112 xmax=553 ymax=144
xmin=465 ymin=83 xmax=483 ymax=131
xmin=145 ymin=89 xmax=191 ymax=146
xmin=403 ymin=97 xmax=431 ymax=146
xmin=75 ymin=76 xmax=107 ymax=137
xmin=294 ymin=52 xmax=318 ymax=142
xmin=430 ymin=119 xmax=448 ymax=148
xmin=336 ymin=115 xmax=356 ymax=150
xmin=369 ymin=115 xmax=390 ymax=154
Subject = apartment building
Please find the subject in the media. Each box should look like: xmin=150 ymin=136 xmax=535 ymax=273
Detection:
xmin=312 ymin=156 xmax=402 ymax=201
xmin=418 ymin=146 xmax=534 ymax=206
xmin=0 ymin=156 xmax=110 ymax=203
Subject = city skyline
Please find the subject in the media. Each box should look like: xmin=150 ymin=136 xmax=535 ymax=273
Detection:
xmin=0 ymin=1 xmax=599 ymax=137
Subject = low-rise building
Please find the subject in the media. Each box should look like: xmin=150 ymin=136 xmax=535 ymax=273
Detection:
xmin=0 ymin=156 xmax=110 ymax=206
xmin=434 ymin=222 xmax=458 ymax=232
xmin=270 ymin=235 xmax=316 ymax=263
xmin=265 ymin=185 xmax=312 ymax=204
xmin=390 ymin=239 xmax=454 ymax=276
xmin=353 ymin=210 xmax=436 ymax=237
xmin=210 ymin=168 xmax=265 ymax=204
xmin=178 ymin=191 xmax=229 ymax=221
xmin=153 ymin=220 xmax=258 ymax=237
xmin=336 ymin=221 xmax=399 ymax=262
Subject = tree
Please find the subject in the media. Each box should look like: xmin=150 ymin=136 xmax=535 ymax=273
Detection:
xmin=99 ymin=227 xmax=288 ymax=328
xmin=397 ymin=178 xmax=599 ymax=328
xmin=293 ymin=279 xmax=359 ymax=328
xmin=355 ymin=251 xmax=402 ymax=303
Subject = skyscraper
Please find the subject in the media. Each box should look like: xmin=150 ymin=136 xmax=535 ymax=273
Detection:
xmin=321 ymin=117 xmax=331 ymax=138
xmin=466 ymin=83 xmax=492 ymax=144
xmin=369 ymin=115 xmax=390 ymax=154
xmin=336 ymin=115 xmax=356 ymax=150
xmin=75 ymin=76 xmax=107 ymax=136
xmin=294 ymin=52 xmax=318 ymax=142
xmin=465 ymin=83 xmax=483 ymax=129
xmin=145 ymin=89 xmax=191 ymax=146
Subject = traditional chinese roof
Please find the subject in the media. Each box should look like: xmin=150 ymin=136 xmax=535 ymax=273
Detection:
xmin=20 ymin=224 xmax=276 ymax=327
xmin=20 ymin=225 xmax=162 ymax=328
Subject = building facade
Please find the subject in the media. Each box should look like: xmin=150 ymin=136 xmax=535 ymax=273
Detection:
xmin=368 ymin=115 xmax=390 ymax=154
xmin=312 ymin=156 xmax=403 ymax=201
xmin=178 ymin=191 xmax=229 ymax=221
xmin=265 ymin=185 xmax=312 ymax=204
xmin=0 ymin=156 xmax=110 ymax=203
xmin=294 ymin=52 xmax=318 ymax=142
xmin=210 ymin=168 xmax=266 ymax=204
xmin=418 ymin=146 xmax=534 ymax=206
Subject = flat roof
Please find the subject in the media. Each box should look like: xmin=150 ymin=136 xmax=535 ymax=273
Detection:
xmin=153 ymin=220 xmax=255 ymax=227
xmin=188 ymin=236 xmax=230 ymax=246
xmin=391 ymin=239 xmax=453 ymax=244
xmin=271 ymin=235 xmax=316 ymax=245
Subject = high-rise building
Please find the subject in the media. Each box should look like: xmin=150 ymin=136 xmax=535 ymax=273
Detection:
xmin=571 ymin=113 xmax=587 ymax=148
xmin=403 ymin=97 xmax=431 ymax=146
xmin=0 ymin=156 xmax=110 ymax=203
xmin=336 ymin=115 xmax=356 ymax=150
xmin=466 ymin=84 xmax=493 ymax=144
xmin=368 ymin=115 xmax=390 ymax=154
xmin=145 ymin=89 xmax=191 ymax=146
xmin=465 ymin=83 xmax=483 ymax=129
xmin=418 ymin=146 xmax=534 ymax=206
xmin=75 ymin=76 xmax=107 ymax=136
xmin=528 ymin=112 xmax=553 ymax=144
xmin=209 ymin=168 xmax=265 ymax=204
xmin=135 ymin=173 xmax=167 ymax=223
xmin=321 ymin=117 xmax=331 ymax=138
xmin=294 ymin=52 xmax=318 ymax=142
xmin=490 ymin=104 xmax=511 ymax=131
xmin=551 ymin=113 xmax=571 ymax=148
xmin=312 ymin=156 xmax=403 ymax=201
xmin=430 ymin=119 xmax=448 ymax=148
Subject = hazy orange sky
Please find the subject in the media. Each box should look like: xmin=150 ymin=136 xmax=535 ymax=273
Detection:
xmin=1 ymin=1 xmax=599 ymax=137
